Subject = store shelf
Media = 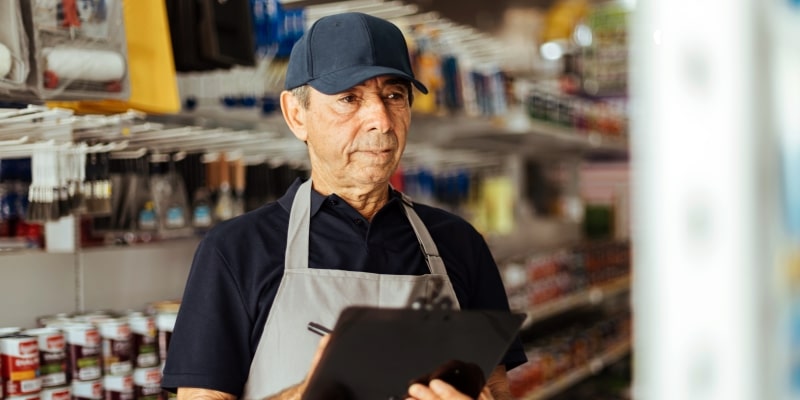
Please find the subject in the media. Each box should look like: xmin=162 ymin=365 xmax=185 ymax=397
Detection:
xmin=0 ymin=238 xmax=41 ymax=254
xmin=518 ymin=339 xmax=632 ymax=400
xmin=520 ymin=119 xmax=628 ymax=154
xmin=485 ymin=218 xmax=582 ymax=263
xmin=411 ymin=114 xmax=628 ymax=157
xmin=521 ymin=275 xmax=631 ymax=329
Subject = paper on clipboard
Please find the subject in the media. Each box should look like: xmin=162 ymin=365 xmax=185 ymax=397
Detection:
xmin=302 ymin=306 xmax=525 ymax=400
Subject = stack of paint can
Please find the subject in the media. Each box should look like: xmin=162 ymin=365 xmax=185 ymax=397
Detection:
xmin=21 ymin=327 xmax=68 ymax=400
xmin=150 ymin=303 xmax=179 ymax=400
xmin=126 ymin=313 xmax=161 ymax=400
xmin=56 ymin=322 xmax=103 ymax=400
xmin=0 ymin=303 xmax=178 ymax=400
xmin=97 ymin=318 xmax=133 ymax=400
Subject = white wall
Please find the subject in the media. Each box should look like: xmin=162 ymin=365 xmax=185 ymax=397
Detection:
xmin=0 ymin=238 xmax=199 ymax=328
xmin=0 ymin=251 xmax=77 ymax=328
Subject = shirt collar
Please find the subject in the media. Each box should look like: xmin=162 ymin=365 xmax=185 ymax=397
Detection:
xmin=278 ymin=178 xmax=406 ymax=217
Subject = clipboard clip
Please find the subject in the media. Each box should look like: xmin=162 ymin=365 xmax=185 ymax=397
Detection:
xmin=410 ymin=276 xmax=455 ymax=311
xmin=411 ymin=295 xmax=454 ymax=311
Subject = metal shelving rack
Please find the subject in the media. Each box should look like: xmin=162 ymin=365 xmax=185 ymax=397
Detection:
xmin=411 ymin=114 xmax=629 ymax=158
xmin=519 ymin=339 xmax=632 ymax=400
xmin=520 ymin=275 xmax=631 ymax=329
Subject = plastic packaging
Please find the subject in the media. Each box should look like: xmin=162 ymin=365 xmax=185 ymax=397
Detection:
xmin=0 ymin=0 xmax=31 ymax=93
xmin=44 ymin=47 xmax=126 ymax=83
xmin=49 ymin=0 xmax=181 ymax=114
xmin=0 ymin=44 xmax=12 ymax=78
xmin=15 ymin=0 xmax=130 ymax=100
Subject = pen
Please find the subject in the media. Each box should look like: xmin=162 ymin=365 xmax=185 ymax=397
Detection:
xmin=307 ymin=321 xmax=332 ymax=336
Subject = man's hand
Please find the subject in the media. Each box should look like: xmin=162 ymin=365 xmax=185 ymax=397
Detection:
xmin=406 ymin=365 xmax=513 ymax=400
xmin=266 ymin=334 xmax=331 ymax=399
xmin=407 ymin=379 xmax=494 ymax=400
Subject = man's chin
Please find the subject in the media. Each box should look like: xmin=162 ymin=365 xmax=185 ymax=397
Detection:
xmin=348 ymin=172 xmax=394 ymax=187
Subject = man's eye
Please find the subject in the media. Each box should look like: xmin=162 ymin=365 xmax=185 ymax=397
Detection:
xmin=339 ymin=95 xmax=358 ymax=103
xmin=386 ymin=92 xmax=407 ymax=102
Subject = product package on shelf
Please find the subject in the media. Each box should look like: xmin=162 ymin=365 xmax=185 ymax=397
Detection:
xmin=16 ymin=0 xmax=130 ymax=101
xmin=0 ymin=0 xmax=31 ymax=95
xmin=49 ymin=0 xmax=181 ymax=115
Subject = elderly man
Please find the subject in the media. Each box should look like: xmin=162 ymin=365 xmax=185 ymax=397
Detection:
xmin=161 ymin=12 xmax=526 ymax=400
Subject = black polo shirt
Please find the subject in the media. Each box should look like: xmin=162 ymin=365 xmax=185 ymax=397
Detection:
xmin=161 ymin=178 xmax=527 ymax=396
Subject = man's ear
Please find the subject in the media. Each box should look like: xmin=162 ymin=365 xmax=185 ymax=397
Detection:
xmin=280 ymin=90 xmax=308 ymax=141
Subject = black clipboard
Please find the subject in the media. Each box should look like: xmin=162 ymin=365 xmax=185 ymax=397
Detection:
xmin=302 ymin=306 xmax=525 ymax=400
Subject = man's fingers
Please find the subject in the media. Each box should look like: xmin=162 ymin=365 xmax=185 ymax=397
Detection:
xmin=407 ymin=379 xmax=476 ymax=400
xmin=477 ymin=386 xmax=494 ymax=400
xmin=408 ymin=382 xmax=437 ymax=399
xmin=308 ymin=334 xmax=330 ymax=373
xmin=430 ymin=379 xmax=471 ymax=399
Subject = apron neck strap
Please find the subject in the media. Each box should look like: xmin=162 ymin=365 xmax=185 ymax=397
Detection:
xmin=397 ymin=195 xmax=447 ymax=275
xmin=285 ymin=179 xmax=447 ymax=275
xmin=285 ymin=179 xmax=313 ymax=270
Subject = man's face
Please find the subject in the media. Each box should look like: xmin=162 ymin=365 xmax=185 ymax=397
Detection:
xmin=300 ymin=76 xmax=411 ymax=190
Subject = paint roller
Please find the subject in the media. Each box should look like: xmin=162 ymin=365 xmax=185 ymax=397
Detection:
xmin=0 ymin=42 xmax=11 ymax=79
xmin=43 ymin=47 xmax=126 ymax=90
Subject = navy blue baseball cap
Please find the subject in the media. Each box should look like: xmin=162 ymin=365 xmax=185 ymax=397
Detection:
xmin=284 ymin=12 xmax=428 ymax=95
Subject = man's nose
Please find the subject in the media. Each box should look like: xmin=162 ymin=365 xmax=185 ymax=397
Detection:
xmin=361 ymin=98 xmax=392 ymax=133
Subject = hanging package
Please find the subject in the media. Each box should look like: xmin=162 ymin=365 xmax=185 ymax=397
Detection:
xmin=0 ymin=0 xmax=31 ymax=94
xmin=48 ymin=0 xmax=181 ymax=114
xmin=196 ymin=0 xmax=256 ymax=67
xmin=166 ymin=0 xmax=231 ymax=72
xmin=14 ymin=0 xmax=130 ymax=101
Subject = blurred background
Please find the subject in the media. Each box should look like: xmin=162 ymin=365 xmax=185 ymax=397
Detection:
xmin=0 ymin=0 xmax=797 ymax=399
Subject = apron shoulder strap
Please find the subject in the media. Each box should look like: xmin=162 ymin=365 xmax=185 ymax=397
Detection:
xmin=284 ymin=179 xmax=312 ymax=270
xmin=397 ymin=192 xmax=448 ymax=276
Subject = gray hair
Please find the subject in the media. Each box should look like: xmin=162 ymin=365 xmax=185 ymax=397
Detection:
xmin=290 ymin=85 xmax=311 ymax=109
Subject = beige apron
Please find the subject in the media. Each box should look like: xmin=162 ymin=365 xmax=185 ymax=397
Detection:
xmin=242 ymin=179 xmax=459 ymax=399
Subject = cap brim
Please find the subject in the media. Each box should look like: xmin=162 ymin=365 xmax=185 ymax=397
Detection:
xmin=308 ymin=65 xmax=429 ymax=95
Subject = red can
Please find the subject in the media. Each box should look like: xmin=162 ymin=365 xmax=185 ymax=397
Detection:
xmin=126 ymin=314 xmax=159 ymax=369
xmin=0 ymin=335 xmax=42 ymax=396
xmin=154 ymin=313 xmax=176 ymax=370
xmin=0 ymin=323 xmax=23 ymax=396
xmin=59 ymin=324 xmax=102 ymax=382
xmin=132 ymin=367 xmax=162 ymax=400
xmin=97 ymin=319 xmax=132 ymax=376
xmin=23 ymin=328 xmax=68 ymax=388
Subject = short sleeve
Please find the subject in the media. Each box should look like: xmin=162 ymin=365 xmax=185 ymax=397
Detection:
xmin=161 ymin=237 xmax=254 ymax=397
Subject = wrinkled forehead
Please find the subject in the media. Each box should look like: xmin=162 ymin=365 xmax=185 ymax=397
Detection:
xmin=343 ymin=76 xmax=412 ymax=93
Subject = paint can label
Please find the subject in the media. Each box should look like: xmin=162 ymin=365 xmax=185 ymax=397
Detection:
xmin=40 ymin=385 xmax=71 ymax=400
xmin=5 ymin=393 xmax=42 ymax=400
xmin=103 ymin=374 xmax=134 ymax=400
xmin=71 ymin=379 xmax=103 ymax=400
